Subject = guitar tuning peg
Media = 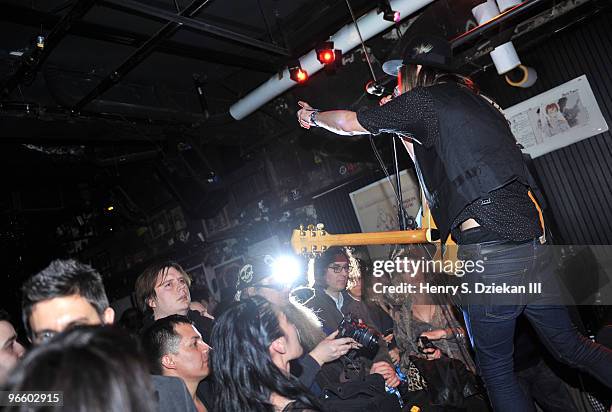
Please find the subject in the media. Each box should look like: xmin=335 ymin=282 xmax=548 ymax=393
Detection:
xmin=307 ymin=224 xmax=314 ymax=230
xmin=321 ymin=245 xmax=327 ymax=252
xmin=316 ymin=223 xmax=325 ymax=229
xmin=299 ymin=224 xmax=304 ymax=230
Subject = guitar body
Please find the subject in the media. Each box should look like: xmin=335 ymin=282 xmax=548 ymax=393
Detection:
xmin=421 ymin=195 xmax=458 ymax=268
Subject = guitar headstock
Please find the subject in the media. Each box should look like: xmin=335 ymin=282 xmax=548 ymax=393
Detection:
xmin=290 ymin=224 xmax=331 ymax=256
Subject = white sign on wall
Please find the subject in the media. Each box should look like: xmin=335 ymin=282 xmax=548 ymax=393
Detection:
xmin=504 ymin=75 xmax=608 ymax=158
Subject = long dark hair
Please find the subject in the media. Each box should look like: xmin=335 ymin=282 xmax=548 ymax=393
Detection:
xmin=210 ymin=296 xmax=321 ymax=412
xmin=4 ymin=325 xmax=157 ymax=412
xmin=398 ymin=64 xmax=479 ymax=94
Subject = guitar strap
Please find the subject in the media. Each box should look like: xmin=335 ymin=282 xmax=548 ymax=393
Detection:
xmin=528 ymin=190 xmax=547 ymax=244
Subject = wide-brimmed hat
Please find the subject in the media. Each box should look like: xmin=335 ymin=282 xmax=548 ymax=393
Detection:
xmin=382 ymin=34 xmax=453 ymax=76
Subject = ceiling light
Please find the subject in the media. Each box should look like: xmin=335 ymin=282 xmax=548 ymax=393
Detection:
xmin=289 ymin=62 xmax=308 ymax=83
xmin=316 ymin=41 xmax=336 ymax=65
xmin=378 ymin=1 xmax=400 ymax=23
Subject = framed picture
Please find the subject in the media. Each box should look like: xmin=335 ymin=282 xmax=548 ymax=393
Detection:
xmin=186 ymin=263 xmax=220 ymax=300
xmin=149 ymin=211 xmax=171 ymax=239
xmin=213 ymin=256 xmax=245 ymax=300
xmin=203 ymin=207 xmax=231 ymax=237
xmin=169 ymin=206 xmax=187 ymax=231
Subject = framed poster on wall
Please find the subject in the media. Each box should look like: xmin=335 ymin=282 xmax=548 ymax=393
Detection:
xmin=186 ymin=263 xmax=220 ymax=301
xmin=213 ymin=256 xmax=245 ymax=301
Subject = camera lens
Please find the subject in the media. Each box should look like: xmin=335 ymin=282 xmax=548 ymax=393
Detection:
xmin=337 ymin=314 xmax=380 ymax=352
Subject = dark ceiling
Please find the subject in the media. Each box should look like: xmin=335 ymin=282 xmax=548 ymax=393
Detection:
xmin=0 ymin=0 xmax=608 ymax=276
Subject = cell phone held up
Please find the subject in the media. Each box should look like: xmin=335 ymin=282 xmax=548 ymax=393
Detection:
xmin=417 ymin=336 xmax=437 ymax=354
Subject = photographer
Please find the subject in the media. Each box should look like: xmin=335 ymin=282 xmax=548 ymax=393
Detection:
xmin=303 ymin=247 xmax=399 ymax=389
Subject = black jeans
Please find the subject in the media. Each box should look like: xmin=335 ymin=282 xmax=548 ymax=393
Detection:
xmin=458 ymin=230 xmax=612 ymax=412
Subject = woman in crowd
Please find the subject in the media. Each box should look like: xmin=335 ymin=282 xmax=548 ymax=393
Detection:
xmin=3 ymin=325 xmax=157 ymax=412
xmin=236 ymin=255 xmax=360 ymax=390
xmin=210 ymin=296 xmax=322 ymax=412
xmin=389 ymin=246 xmax=474 ymax=371
xmin=382 ymin=245 xmax=489 ymax=410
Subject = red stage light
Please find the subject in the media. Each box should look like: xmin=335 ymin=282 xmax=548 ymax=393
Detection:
xmin=316 ymin=41 xmax=336 ymax=65
xmin=289 ymin=65 xmax=308 ymax=83
xmin=318 ymin=50 xmax=334 ymax=64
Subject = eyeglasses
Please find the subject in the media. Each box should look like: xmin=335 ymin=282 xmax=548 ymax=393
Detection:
xmin=327 ymin=264 xmax=352 ymax=273
xmin=33 ymin=330 xmax=58 ymax=345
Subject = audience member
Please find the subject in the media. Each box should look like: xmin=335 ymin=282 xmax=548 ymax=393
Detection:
xmin=210 ymin=296 xmax=322 ymax=411
xmin=304 ymin=247 xmax=399 ymax=389
xmin=4 ymin=325 xmax=157 ymax=412
xmin=142 ymin=314 xmax=210 ymax=412
xmin=21 ymin=259 xmax=114 ymax=345
xmin=135 ymin=261 xmax=213 ymax=342
xmin=236 ymin=255 xmax=359 ymax=389
xmin=384 ymin=246 xmax=488 ymax=410
xmin=0 ymin=309 xmax=25 ymax=384
xmin=344 ymin=257 xmax=397 ymax=362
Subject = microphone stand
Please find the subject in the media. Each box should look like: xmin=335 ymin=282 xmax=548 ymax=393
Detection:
xmin=391 ymin=134 xmax=410 ymax=231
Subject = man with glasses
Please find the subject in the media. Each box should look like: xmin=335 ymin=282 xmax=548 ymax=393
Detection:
xmin=235 ymin=254 xmax=360 ymax=390
xmin=304 ymin=247 xmax=399 ymax=389
xmin=21 ymin=259 xmax=115 ymax=345
xmin=304 ymin=247 xmax=353 ymax=333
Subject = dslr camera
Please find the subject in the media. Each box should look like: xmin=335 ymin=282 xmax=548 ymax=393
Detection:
xmin=337 ymin=313 xmax=380 ymax=352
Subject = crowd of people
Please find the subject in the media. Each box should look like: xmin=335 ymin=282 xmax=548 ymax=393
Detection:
xmin=0 ymin=252 xmax=389 ymax=411
xmin=1 ymin=245 xmax=610 ymax=411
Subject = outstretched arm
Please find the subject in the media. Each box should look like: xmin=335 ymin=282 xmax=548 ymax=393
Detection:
xmin=297 ymin=101 xmax=370 ymax=136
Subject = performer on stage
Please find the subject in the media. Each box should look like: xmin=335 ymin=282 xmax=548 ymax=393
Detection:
xmin=296 ymin=35 xmax=612 ymax=412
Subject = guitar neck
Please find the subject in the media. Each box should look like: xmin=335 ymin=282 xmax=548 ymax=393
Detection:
xmin=322 ymin=229 xmax=429 ymax=246
xmin=290 ymin=228 xmax=431 ymax=255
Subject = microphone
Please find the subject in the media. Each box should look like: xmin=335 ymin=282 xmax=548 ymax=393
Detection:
xmin=365 ymin=80 xmax=387 ymax=96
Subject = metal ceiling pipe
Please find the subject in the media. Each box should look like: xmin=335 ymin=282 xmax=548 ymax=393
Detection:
xmin=229 ymin=0 xmax=435 ymax=121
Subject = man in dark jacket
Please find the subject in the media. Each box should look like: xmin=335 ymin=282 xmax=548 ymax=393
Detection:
xmin=303 ymin=247 xmax=399 ymax=389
